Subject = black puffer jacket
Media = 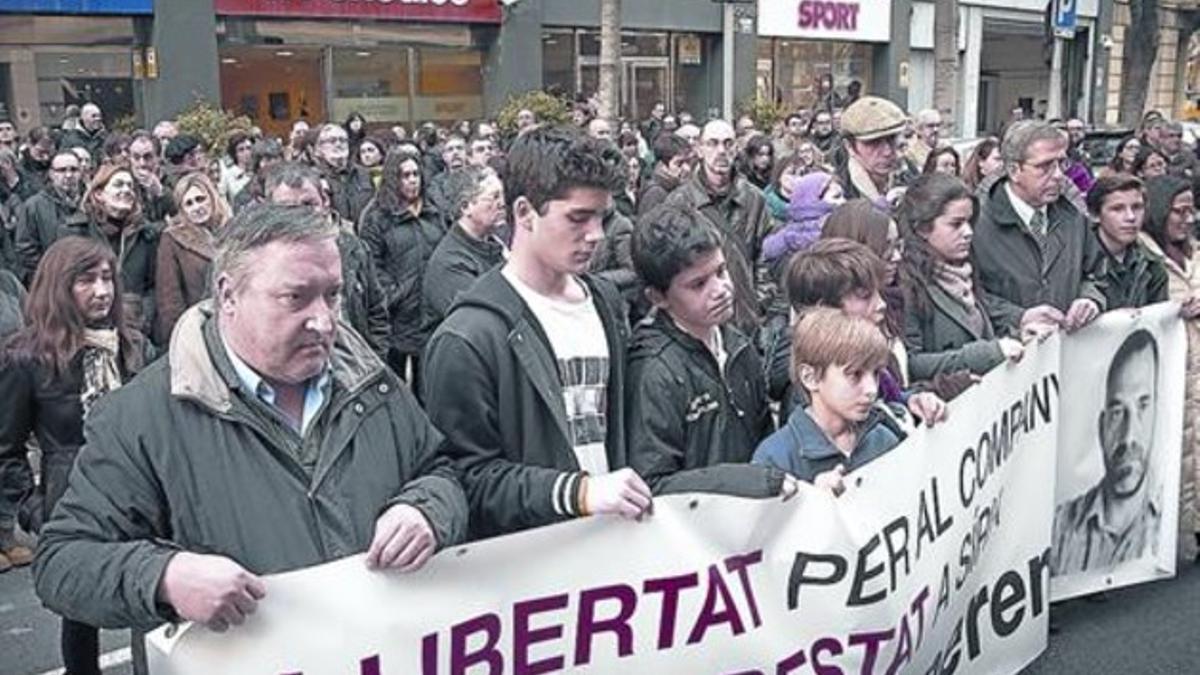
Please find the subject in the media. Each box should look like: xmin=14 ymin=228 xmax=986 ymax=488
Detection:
xmin=359 ymin=201 xmax=446 ymax=353
xmin=626 ymin=311 xmax=781 ymax=497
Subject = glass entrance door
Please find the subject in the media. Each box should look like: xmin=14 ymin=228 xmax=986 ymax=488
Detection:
xmin=624 ymin=58 xmax=669 ymax=121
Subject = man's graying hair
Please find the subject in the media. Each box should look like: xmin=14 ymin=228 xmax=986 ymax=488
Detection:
xmin=212 ymin=203 xmax=338 ymax=289
xmin=1001 ymin=121 xmax=1067 ymax=171
xmin=262 ymin=161 xmax=322 ymax=196
xmin=443 ymin=166 xmax=491 ymax=220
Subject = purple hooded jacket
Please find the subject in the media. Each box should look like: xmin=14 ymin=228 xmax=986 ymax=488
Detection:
xmin=762 ymin=172 xmax=837 ymax=263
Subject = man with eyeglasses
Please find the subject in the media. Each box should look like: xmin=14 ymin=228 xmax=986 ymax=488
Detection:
xmin=663 ymin=119 xmax=772 ymax=335
xmin=14 ymin=149 xmax=83 ymax=282
xmin=973 ymin=120 xmax=1107 ymax=339
xmin=312 ymin=123 xmax=374 ymax=224
xmin=907 ymin=108 xmax=943 ymax=170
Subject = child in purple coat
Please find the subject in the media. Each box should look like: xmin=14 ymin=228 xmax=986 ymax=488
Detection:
xmin=762 ymin=172 xmax=844 ymax=266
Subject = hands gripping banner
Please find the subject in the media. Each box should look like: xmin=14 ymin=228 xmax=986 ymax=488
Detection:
xmin=148 ymin=334 xmax=1063 ymax=675
xmin=145 ymin=304 xmax=1186 ymax=674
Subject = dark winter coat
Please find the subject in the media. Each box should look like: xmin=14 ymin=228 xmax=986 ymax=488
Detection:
xmin=322 ymin=163 xmax=375 ymax=224
xmin=33 ymin=302 xmax=468 ymax=630
xmin=637 ymin=167 xmax=682 ymax=217
xmin=59 ymin=214 xmax=161 ymax=339
xmin=972 ymin=176 xmax=1107 ymax=329
xmin=359 ymin=201 xmax=447 ymax=353
xmin=626 ymin=312 xmax=781 ymax=497
xmin=14 ymin=186 xmax=80 ymax=282
xmin=0 ymin=330 xmax=149 ymax=533
xmin=337 ymin=228 xmax=391 ymax=359
xmin=421 ymin=222 xmax=504 ymax=330
xmin=662 ymin=173 xmax=773 ymax=334
xmin=59 ymin=126 xmax=106 ymax=160
xmin=422 ymin=269 xmax=630 ymax=540
xmin=0 ymin=270 xmax=23 ymax=337
xmin=1086 ymin=238 xmax=1169 ymax=310
xmin=904 ymin=282 xmax=1008 ymax=387
xmin=154 ymin=220 xmax=214 ymax=344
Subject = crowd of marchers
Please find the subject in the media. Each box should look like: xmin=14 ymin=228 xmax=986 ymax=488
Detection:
xmin=0 ymin=92 xmax=1198 ymax=674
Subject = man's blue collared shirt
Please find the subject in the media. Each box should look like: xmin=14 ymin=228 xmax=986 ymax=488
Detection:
xmin=224 ymin=340 xmax=331 ymax=436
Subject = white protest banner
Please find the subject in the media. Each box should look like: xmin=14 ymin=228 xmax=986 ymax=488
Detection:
xmin=1049 ymin=303 xmax=1187 ymax=602
xmin=147 ymin=334 xmax=1060 ymax=675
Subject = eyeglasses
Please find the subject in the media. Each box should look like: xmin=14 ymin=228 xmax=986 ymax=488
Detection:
xmin=1021 ymin=157 xmax=1070 ymax=176
xmin=51 ymin=165 xmax=81 ymax=173
xmin=319 ymin=137 xmax=349 ymax=147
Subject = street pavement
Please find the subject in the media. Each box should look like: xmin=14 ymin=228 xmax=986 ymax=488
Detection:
xmin=0 ymin=557 xmax=1196 ymax=674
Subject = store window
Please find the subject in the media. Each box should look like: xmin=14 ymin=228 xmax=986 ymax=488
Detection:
xmin=759 ymin=38 xmax=873 ymax=111
xmin=0 ymin=16 xmax=136 ymax=128
xmin=330 ymin=47 xmax=410 ymax=125
xmin=414 ymin=47 xmax=484 ymax=122
xmin=543 ymin=30 xmax=575 ymax=97
xmin=221 ymin=45 xmax=327 ymax=138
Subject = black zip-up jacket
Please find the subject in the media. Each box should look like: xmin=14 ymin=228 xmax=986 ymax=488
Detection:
xmin=421 ymin=222 xmax=504 ymax=330
xmin=359 ymin=201 xmax=447 ymax=353
xmin=1086 ymin=237 xmax=1169 ymax=310
xmin=626 ymin=311 xmax=781 ymax=498
xmin=322 ymin=163 xmax=375 ymax=224
xmin=337 ymin=229 xmax=390 ymax=358
xmin=15 ymin=186 xmax=80 ymax=282
xmin=422 ymin=269 xmax=630 ymax=540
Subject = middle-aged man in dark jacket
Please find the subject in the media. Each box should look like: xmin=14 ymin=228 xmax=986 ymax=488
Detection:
xmin=14 ymin=148 xmax=82 ymax=282
xmin=34 ymin=204 xmax=467 ymax=672
xmin=313 ymin=123 xmax=374 ymax=224
xmin=423 ymin=126 xmax=652 ymax=540
xmin=261 ymin=162 xmax=391 ymax=358
xmin=972 ymin=120 xmax=1107 ymax=335
xmin=663 ymin=119 xmax=773 ymax=335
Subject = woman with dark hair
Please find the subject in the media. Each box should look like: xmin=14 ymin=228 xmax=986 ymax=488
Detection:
xmin=737 ymin=134 xmax=775 ymax=191
xmin=356 ymin=135 xmax=388 ymax=188
xmin=155 ymin=172 xmax=229 ymax=343
xmin=922 ymin=145 xmax=961 ymax=177
xmin=344 ymin=111 xmax=368 ymax=154
xmin=897 ymin=173 xmax=1026 ymax=399
xmin=360 ymin=151 xmax=447 ymax=385
xmin=0 ymin=235 xmax=149 ymax=674
xmin=1099 ymin=136 xmax=1142 ymax=179
xmin=60 ymin=162 xmax=160 ymax=340
xmin=1133 ymin=145 xmax=1170 ymax=180
xmin=961 ymin=137 xmax=1003 ymax=192
xmin=219 ymin=130 xmax=253 ymax=205
xmin=1141 ymin=174 xmax=1200 ymax=562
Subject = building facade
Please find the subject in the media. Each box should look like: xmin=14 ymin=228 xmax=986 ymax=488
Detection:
xmin=1104 ymin=0 xmax=1200 ymax=124
xmin=0 ymin=0 xmax=153 ymax=129
xmin=755 ymin=0 xmax=910 ymax=111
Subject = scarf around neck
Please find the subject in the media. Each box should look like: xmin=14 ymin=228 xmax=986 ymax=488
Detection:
xmin=80 ymin=328 xmax=122 ymax=417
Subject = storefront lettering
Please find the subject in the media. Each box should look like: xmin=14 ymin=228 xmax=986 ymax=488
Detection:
xmin=796 ymin=0 xmax=860 ymax=32
xmin=213 ymin=0 xmax=500 ymax=22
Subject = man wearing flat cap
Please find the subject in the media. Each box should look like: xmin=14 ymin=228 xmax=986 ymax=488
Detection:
xmin=163 ymin=134 xmax=209 ymax=190
xmin=836 ymin=96 xmax=908 ymax=204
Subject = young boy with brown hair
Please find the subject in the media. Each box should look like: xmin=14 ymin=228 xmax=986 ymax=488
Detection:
xmin=753 ymin=307 xmax=908 ymax=493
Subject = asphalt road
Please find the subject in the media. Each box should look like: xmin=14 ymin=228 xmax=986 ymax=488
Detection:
xmin=1 ymin=558 xmax=1196 ymax=674
xmin=1023 ymin=560 xmax=1200 ymax=674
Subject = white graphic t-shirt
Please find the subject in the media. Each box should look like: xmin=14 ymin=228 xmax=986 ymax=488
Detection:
xmin=504 ymin=268 xmax=611 ymax=475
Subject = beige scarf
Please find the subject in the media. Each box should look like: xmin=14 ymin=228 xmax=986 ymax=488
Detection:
xmin=80 ymin=328 xmax=122 ymax=417
xmin=846 ymin=154 xmax=888 ymax=203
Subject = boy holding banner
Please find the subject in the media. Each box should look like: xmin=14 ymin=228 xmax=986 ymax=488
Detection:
xmin=625 ymin=203 xmax=794 ymax=498
xmin=753 ymin=308 xmax=908 ymax=494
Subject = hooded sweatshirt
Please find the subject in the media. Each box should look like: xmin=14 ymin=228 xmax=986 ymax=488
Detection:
xmin=761 ymin=172 xmax=836 ymax=264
